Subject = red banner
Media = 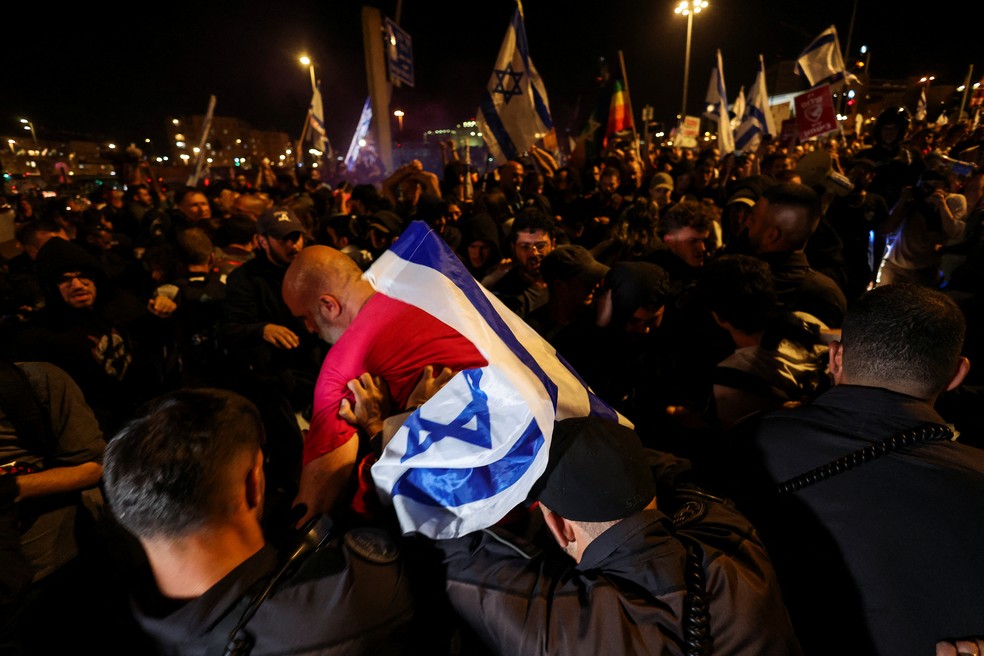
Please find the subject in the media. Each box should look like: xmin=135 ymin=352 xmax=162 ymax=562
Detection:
xmin=794 ymin=85 xmax=839 ymax=140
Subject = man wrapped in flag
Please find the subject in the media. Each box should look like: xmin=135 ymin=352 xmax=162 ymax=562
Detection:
xmin=476 ymin=3 xmax=554 ymax=166
xmin=284 ymin=222 xmax=628 ymax=539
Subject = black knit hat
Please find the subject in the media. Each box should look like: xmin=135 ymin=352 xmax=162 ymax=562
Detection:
xmin=35 ymin=237 xmax=104 ymax=287
xmin=534 ymin=417 xmax=656 ymax=522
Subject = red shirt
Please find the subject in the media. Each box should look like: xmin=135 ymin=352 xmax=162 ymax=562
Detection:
xmin=303 ymin=292 xmax=488 ymax=465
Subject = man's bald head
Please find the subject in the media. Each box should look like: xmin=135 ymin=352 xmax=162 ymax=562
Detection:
xmin=283 ymin=245 xmax=375 ymax=344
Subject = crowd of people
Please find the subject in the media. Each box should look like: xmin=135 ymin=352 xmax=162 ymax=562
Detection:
xmin=1 ymin=105 xmax=983 ymax=655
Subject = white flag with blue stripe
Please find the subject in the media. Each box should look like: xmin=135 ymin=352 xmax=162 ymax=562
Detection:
xmin=309 ymin=84 xmax=329 ymax=154
xmin=735 ymin=55 xmax=776 ymax=152
xmin=796 ymin=25 xmax=858 ymax=91
xmin=915 ymin=86 xmax=927 ymax=122
xmin=476 ymin=5 xmax=553 ymax=165
xmin=344 ymin=97 xmax=372 ymax=170
xmin=365 ymin=221 xmax=630 ymax=539
xmin=713 ymin=49 xmax=735 ymax=155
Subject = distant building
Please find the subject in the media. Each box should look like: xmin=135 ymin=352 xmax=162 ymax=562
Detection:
xmin=164 ymin=114 xmax=296 ymax=173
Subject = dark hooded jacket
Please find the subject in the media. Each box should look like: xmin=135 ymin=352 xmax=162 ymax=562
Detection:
xmin=457 ymin=212 xmax=503 ymax=279
xmin=2 ymin=238 xmax=172 ymax=435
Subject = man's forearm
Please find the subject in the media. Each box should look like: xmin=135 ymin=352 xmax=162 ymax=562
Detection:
xmin=14 ymin=462 xmax=103 ymax=501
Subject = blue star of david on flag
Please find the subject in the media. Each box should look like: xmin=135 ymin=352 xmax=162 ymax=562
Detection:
xmin=491 ymin=64 xmax=524 ymax=104
xmin=401 ymin=369 xmax=492 ymax=462
xmin=475 ymin=7 xmax=553 ymax=165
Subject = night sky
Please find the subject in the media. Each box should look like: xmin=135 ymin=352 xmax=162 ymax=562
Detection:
xmin=5 ymin=1 xmax=979 ymax=154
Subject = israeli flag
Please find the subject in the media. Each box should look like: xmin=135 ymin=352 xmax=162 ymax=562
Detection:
xmin=308 ymin=84 xmax=329 ymax=154
xmin=735 ymin=55 xmax=777 ymax=152
xmin=475 ymin=6 xmax=553 ymax=165
xmin=796 ymin=25 xmax=858 ymax=91
xmin=713 ymin=49 xmax=735 ymax=155
xmin=365 ymin=221 xmax=629 ymax=539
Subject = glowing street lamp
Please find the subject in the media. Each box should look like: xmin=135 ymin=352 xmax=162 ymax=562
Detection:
xmin=19 ymin=118 xmax=38 ymax=148
xmin=299 ymin=55 xmax=317 ymax=93
xmin=674 ymin=0 xmax=709 ymax=120
xmin=393 ymin=109 xmax=405 ymax=131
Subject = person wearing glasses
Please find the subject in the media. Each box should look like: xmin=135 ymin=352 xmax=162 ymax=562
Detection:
xmin=484 ymin=207 xmax=558 ymax=319
xmin=1 ymin=237 xmax=176 ymax=437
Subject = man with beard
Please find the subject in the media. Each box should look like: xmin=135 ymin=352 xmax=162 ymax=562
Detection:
xmin=280 ymin=245 xmax=487 ymax=526
xmin=733 ymin=183 xmax=847 ymax=329
xmin=217 ymin=207 xmax=326 ymax=537
xmin=525 ymin=244 xmax=609 ymax=343
xmin=2 ymin=237 xmax=177 ymax=436
xmin=485 ymin=208 xmax=557 ymax=318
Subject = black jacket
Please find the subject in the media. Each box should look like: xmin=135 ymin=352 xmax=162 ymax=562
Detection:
xmin=722 ymin=385 xmax=984 ymax=656
xmin=132 ymin=529 xmax=414 ymax=655
xmin=436 ymin=453 xmax=801 ymax=656
xmin=217 ymin=251 xmax=325 ymax=399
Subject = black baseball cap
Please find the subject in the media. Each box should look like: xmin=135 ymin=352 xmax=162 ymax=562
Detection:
xmin=540 ymin=245 xmax=609 ymax=285
xmin=532 ymin=417 xmax=656 ymax=522
xmin=257 ymin=207 xmax=306 ymax=239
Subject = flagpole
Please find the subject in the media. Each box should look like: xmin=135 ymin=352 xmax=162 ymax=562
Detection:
xmin=617 ymin=50 xmax=639 ymax=157
xmin=958 ymin=64 xmax=974 ymax=122
xmin=187 ymin=95 xmax=216 ymax=187
xmin=297 ymin=109 xmax=311 ymax=169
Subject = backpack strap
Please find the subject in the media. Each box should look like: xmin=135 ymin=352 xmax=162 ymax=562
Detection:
xmin=777 ymin=423 xmax=954 ymax=495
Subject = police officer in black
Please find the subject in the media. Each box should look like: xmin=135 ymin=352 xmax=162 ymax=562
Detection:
xmin=102 ymin=387 xmax=413 ymax=655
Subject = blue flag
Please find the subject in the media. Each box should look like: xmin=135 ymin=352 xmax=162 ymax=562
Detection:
xmin=365 ymin=221 xmax=630 ymax=539
xmin=476 ymin=6 xmax=553 ymax=165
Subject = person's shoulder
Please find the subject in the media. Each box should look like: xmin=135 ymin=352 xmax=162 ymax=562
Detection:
xmin=358 ymin=293 xmax=459 ymax=333
xmin=803 ymin=267 xmax=846 ymax=298
xmin=14 ymin=360 xmax=71 ymax=385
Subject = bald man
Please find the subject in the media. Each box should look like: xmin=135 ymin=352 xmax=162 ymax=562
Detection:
xmin=282 ymin=245 xmax=486 ymax=524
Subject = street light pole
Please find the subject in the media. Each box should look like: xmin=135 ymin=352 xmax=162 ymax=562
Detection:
xmin=682 ymin=11 xmax=693 ymax=119
xmin=675 ymin=1 xmax=708 ymax=121
xmin=301 ymin=56 xmax=318 ymax=94
xmin=298 ymin=55 xmax=320 ymax=170
xmin=918 ymin=75 xmax=935 ymax=122
xmin=19 ymin=118 xmax=38 ymax=149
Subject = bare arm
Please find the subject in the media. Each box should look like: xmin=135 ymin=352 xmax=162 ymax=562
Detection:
xmin=14 ymin=462 xmax=102 ymax=501
xmin=293 ymin=436 xmax=359 ymax=527
xmin=415 ymin=169 xmax=443 ymax=199
xmin=381 ymin=163 xmax=417 ymax=206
